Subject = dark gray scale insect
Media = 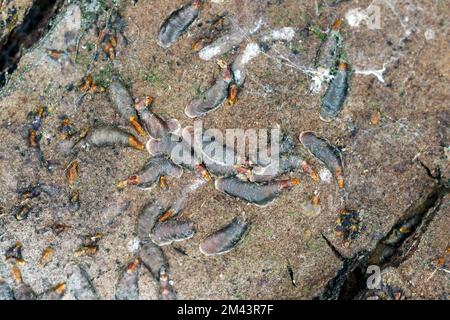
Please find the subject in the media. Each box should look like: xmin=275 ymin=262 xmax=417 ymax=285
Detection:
xmin=190 ymin=127 xmax=242 ymax=174
xmin=109 ymin=79 xmax=146 ymax=137
xmin=109 ymin=78 xmax=135 ymax=121
xmin=150 ymin=220 xmax=195 ymax=246
xmin=136 ymin=200 xmax=166 ymax=241
xmin=149 ymin=129 xmax=200 ymax=172
xmin=0 ymin=280 xmax=14 ymax=300
xmin=169 ymin=127 xmax=216 ymax=172
xmin=320 ymin=63 xmax=349 ymax=122
xmin=249 ymin=154 xmax=302 ymax=182
xmin=299 ymin=131 xmax=344 ymax=188
xmin=185 ymin=67 xmax=233 ymax=118
xmin=139 ymin=242 xmax=168 ymax=280
xmin=13 ymin=284 xmax=36 ymax=300
xmin=199 ymin=217 xmax=249 ymax=256
xmin=158 ymin=266 xmax=176 ymax=300
xmin=135 ymin=102 xmax=180 ymax=140
xmin=315 ymin=19 xmax=343 ymax=70
xmin=66 ymin=264 xmax=99 ymax=300
xmin=119 ymin=155 xmax=183 ymax=190
xmin=157 ymin=0 xmax=201 ymax=48
xmin=251 ymin=132 xmax=296 ymax=167
xmin=215 ymin=176 xmax=300 ymax=207
xmin=204 ymin=161 xmax=239 ymax=177
xmin=115 ymin=258 xmax=140 ymax=300
xmin=86 ymin=126 xmax=144 ymax=150
xmin=197 ymin=132 xmax=239 ymax=166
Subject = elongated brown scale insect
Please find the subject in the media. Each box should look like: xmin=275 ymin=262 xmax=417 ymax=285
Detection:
xmin=109 ymin=79 xmax=146 ymax=136
xmin=115 ymin=258 xmax=140 ymax=300
xmin=199 ymin=217 xmax=249 ymax=256
xmin=251 ymin=132 xmax=296 ymax=167
xmin=146 ymin=132 xmax=185 ymax=156
xmin=299 ymin=131 xmax=344 ymax=188
xmin=66 ymin=264 xmax=99 ymax=300
xmin=159 ymin=176 xmax=169 ymax=190
xmin=28 ymin=129 xmax=39 ymax=147
xmin=139 ymin=242 xmax=168 ymax=280
xmin=320 ymin=63 xmax=349 ymax=122
xmin=314 ymin=19 xmax=343 ymax=70
xmin=135 ymin=98 xmax=180 ymax=139
xmin=215 ymin=176 xmax=300 ymax=207
xmin=185 ymin=67 xmax=233 ymax=118
xmin=157 ymin=0 xmax=201 ymax=48
xmin=11 ymin=265 xmax=23 ymax=284
xmin=191 ymin=127 xmax=241 ymax=168
xmin=39 ymin=283 xmax=66 ymax=300
xmin=159 ymin=266 xmax=177 ymax=300
xmin=103 ymin=40 xmax=115 ymax=59
xmin=0 ymin=280 xmax=14 ymax=300
xmin=65 ymin=160 xmax=78 ymax=185
xmin=231 ymin=42 xmax=261 ymax=86
xmin=227 ymin=83 xmax=238 ymax=106
xmin=136 ymin=200 xmax=166 ymax=241
xmin=74 ymin=245 xmax=98 ymax=257
xmin=191 ymin=38 xmax=204 ymax=52
xmin=311 ymin=194 xmax=321 ymax=206
xmin=39 ymin=247 xmax=54 ymax=267
xmin=150 ymin=220 xmax=195 ymax=246
xmin=12 ymin=203 xmax=31 ymax=221
xmin=86 ymin=126 xmax=144 ymax=150
xmin=195 ymin=163 xmax=212 ymax=182
xmin=47 ymin=49 xmax=66 ymax=61
xmin=117 ymin=155 xmax=183 ymax=190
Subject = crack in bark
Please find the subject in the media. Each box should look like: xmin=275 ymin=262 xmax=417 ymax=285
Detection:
xmin=0 ymin=0 xmax=64 ymax=87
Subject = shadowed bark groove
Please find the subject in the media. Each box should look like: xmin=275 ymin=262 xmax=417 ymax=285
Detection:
xmin=317 ymin=169 xmax=449 ymax=300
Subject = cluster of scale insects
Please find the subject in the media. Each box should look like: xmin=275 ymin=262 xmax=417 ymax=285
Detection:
xmin=1 ymin=1 xmax=358 ymax=300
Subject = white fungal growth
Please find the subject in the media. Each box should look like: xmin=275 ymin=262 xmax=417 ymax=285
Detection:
xmin=354 ymin=67 xmax=386 ymax=83
xmin=248 ymin=17 xmax=264 ymax=35
xmin=240 ymin=42 xmax=261 ymax=65
xmin=345 ymin=8 xmax=369 ymax=27
xmin=319 ymin=168 xmax=332 ymax=183
xmin=127 ymin=238 xmax=140 ymax=252
xmin=199 ymin=46 xmax=222 ymax=61
xmin=262 ymin=27 xmax=296 ymax=42
xmin=231 ymin=42 xmax=261 ymax=85
xmin=309 ymin=67 xmax=334 ymax=94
